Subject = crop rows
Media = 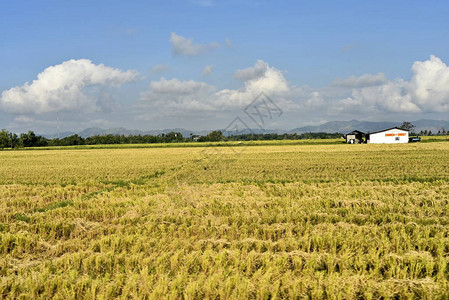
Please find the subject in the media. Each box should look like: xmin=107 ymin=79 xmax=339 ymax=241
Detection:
xmin=1 ymin=142 xmax=449 ymax=299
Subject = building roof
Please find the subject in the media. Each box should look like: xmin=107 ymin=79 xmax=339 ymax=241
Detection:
xmin=367 ymin=127 xmax=409 ymax=135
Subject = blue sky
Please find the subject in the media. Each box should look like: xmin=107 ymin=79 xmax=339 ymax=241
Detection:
xmin=1 ymin=0 xmax=449 ymax=133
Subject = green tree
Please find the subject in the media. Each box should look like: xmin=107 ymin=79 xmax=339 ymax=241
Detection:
xmin=400 ymin=121 xmax=416 ymax=135
xmin=0 ymin=129 xmax=10 ymax=149
xmin=20 ymin=131 xmax=37 ymax=147
xmin=19 ymin=131 xmax=48 ymax=147
xmin=10 ymin=133 xmax=19 ymax=149
xmin=205 ymin=130 xmax=224 ymax=142
xmin=164 ymin=132 xmax=184 ymax=143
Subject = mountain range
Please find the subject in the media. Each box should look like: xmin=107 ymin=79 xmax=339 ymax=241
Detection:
xmin=288 ymin=119 xmax=449 ymax=134
xmin=40 ymin=119 xmax=449 ymax=139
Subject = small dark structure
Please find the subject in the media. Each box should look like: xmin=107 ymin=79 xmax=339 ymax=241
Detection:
xmin=344 ymin=130 xmax=366 ymax=144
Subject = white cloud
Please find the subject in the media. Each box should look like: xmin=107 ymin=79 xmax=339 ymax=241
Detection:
xmin=170 ymin=32 xmax=220 ymax=56
xmin=216 ymin=61 xmax=291 ymax=108
xmin=347 ymin=79 xmax=420 ymax=113
xmin=138 ymin=55 xmax=449 ymax=125
xmin=233 ymin=60 xmax=269 ymax=81
xmin=10 ymin=55 xmax=444 ymax=131
xmin=132 ymin=56 xmax=449 ymax=127
xmin=0 ymin=59 xmax=138 ymax=114
xmin=409 ymin=55 xmax=449 ymax=112
xmin=202 ymin=65 xmax=214 ymax=76
xmin=333 ymin=55 xmax=449 ymax=114
xmin=138 ymin=60 xmax=293 ymax=116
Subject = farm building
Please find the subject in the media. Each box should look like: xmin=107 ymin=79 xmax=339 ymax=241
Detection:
xmin=345 ymin=127 xmax=410 ymax=144
xmin=344 ymin=130 xmax=366 ymax=144
xmin=366 ymin=127 xmax=409 ymax=144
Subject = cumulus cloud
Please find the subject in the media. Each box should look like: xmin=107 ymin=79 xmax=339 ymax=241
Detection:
xmin=216 ymin=61 xmax=291 ymax=108
xmin=20 ymin=55 xmax=440 ymax=130
xmin=233 ymin=60 xmax=269 ymax=81
xmin=139 ymin=55 xmax=449 ymax=124
xmin=334 ymin=55 xmax=449 ymax=114
xmin=170 ymin=32 xmax=220 ymax=56
xmin=347 ymin=79 xmax=420 ymax=113
xmin=222 ymin=55 xmax=449 ymax=120
xmin=0 ymin=59 xmax=138 ymax=114
xmin=202 ymin=65 xmax=214 ymax=76
xmin=409 ymin=55 xmax=449 ymax=112
xmin=137 ymin=55 xmax=449 ymax=128
xmin=138 ymin=60 xmax=294 ymax=117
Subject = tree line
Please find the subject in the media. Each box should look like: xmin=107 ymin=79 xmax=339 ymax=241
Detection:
xmin=0 ymin=130 xmax=48 ymax=149
xmin=0 ymin=129 xmax=342 ymax=149
xmin=400 ymin=121 xmax=447 ymax=136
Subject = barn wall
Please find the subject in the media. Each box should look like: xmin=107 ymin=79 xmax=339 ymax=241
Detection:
xmin=369 ymin=129 xmax=409 ymax=144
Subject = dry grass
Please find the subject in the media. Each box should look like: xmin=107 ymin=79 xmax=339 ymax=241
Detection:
xmin=1 ymin=142 xmax=449 ymax=299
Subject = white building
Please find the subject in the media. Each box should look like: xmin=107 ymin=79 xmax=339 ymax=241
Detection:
xmin=367 ymin=127 xmax=409 ymax=144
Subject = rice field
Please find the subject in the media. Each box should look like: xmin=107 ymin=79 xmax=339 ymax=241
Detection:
xmin=1 ymin=141 xmax=449 ymax=299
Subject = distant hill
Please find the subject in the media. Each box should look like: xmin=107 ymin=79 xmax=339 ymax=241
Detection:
xmin=289 ymin=120 xmax=400 ymax=134
xmin=76 ymin=127 xmax=208 ymax=138
xmin=222 ymin=128 xmax=285 ymax=136
xmin=42 ymin=127 xmax=284 ymax=139
xmin=40 ymin=131 xmax=76 ymax=139
xmin=40 ymin=119 xmax=449 ymax=139
xmin=77 ymin=127 xmax=151 ymax=138
xmin=412 ymin=119 xmax=449 ymax=133
xmin=290 ymin=119 xmax=449 ymax=134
